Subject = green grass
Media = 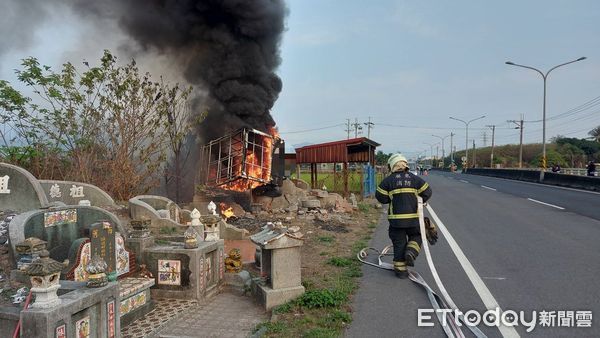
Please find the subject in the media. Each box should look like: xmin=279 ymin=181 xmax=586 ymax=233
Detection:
xmin=326 ymin=257 xmax=353 ymax=267
xmin=357 ymin=203 xmax=370 ymax=213
xmin=317 ymin=235 xmax=335 ymax=243
xmin=298 ymin=172 xmax=384 ymax=193
xmin=159 ymin=226 xmax=177 ymax=234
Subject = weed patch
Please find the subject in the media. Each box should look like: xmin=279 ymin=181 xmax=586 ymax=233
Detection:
xmin=358 ymin=203 xmax=370 ymax=213
xmin=317 ymin=235 xmax=335 ymax=243
xmin=326 ymin=257 xmax=353 ymax=267
xmin=296 ymin=288 xmax=348 ymax=309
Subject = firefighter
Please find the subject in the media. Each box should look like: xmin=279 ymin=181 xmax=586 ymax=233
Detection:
xmin=376 ymin=153 xmax=432 ymax=278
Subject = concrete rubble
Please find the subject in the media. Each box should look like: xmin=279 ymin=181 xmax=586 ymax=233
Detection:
xmin=221 ymin=178 xmax=362 ymax=237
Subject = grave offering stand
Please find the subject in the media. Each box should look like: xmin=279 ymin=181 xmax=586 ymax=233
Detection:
xmin=250 ymin=226 xmax=305 ymax=310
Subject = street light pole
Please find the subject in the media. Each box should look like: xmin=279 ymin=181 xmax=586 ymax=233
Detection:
xmin=450 ymin=132 xmax=455 ymax=164
xmin=449 ymin=115 xmax=486 ymax=170
xmin=432 ymin=134 xmax=451 ymax=168
xmin=505 ymin=57 xmax=586 ymax=171
xmin=423 ymin=142 xmax=437 ymax=167
xmin=508 ymin=115 xmax=525 ymax=168
xmin=485 ymin=125 xmax=496 ymax=167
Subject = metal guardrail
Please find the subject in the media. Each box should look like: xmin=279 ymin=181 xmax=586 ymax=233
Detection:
xmin=465 ymin=168 xmax=600 ymax=192
xmin=560 ymin=168 xmax=598 ymax=176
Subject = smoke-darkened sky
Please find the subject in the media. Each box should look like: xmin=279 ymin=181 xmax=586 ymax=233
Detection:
xmin=1 ymin=0 xmax=286 ymax=141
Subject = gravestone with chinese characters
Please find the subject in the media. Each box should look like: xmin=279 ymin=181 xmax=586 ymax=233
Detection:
xmin=88 ymin=221 xmax=116 ymax=278
xmin=0 ymin=162 xmax=48 ymax=212
xmin=39 ymin=179 xmax=117 ymax=207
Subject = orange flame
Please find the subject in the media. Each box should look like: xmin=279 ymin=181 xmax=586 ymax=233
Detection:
xmin=219 ymin=202 xmax=235 ymax=219
xmin=221 ymin=127 xmax=279 ymax=192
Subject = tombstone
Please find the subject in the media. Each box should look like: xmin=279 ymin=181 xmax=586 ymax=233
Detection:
xmin=0 ymin=162 xmax=48 ymax=212
xmin=88 ymin=221 xmax=117 ymax=280
xmin=9 ymin=206 xmax=126 ymax=267
xmin=40 ymin=180 xmax=116 ymax=207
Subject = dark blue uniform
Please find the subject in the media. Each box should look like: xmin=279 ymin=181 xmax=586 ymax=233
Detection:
xmin=376 ymin=170 xmax=432 ymax=276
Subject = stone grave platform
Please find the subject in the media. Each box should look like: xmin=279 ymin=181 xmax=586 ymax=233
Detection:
xmin=119 ymin=277 xmax=156 ymax=327
xmin=145 ymin=240 xmax=225 ymax=301
xmin=121 ymin=297 xmax=198 ymax=338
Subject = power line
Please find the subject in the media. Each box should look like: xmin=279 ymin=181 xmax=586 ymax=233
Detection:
xmin=525 ymin=94 xmax=600 ymax=123
xmin=279 ymin=123 xmax=345 ymax=134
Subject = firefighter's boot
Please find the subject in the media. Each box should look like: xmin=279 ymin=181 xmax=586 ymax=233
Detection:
xmin=393 ymin=261 xmax=408 ymax=278
xmin=405 ymin=241 xmax=421 ymax=267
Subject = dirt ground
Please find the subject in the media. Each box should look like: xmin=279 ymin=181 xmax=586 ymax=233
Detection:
xmin=242 ymin=205 xmax=378 ymax=276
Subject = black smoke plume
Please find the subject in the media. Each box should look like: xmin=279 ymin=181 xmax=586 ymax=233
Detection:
xmin=69 ymin=0 xmax=287 ymax=139
xmin=69 ymin=0 xmax=287 ymax=201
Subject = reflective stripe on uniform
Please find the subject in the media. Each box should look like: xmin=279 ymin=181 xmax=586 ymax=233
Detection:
xmin=388 ymin=213 xmax=419 ymax=219
xmin=376 ymin=186 xmax=388 ymax=195
xmin=407 ymin=241 xmax=421 ymax=252
xmin=388 ymin=188 xmax=417 ymax=196
xmin=417 ymin=182 xmax=429 ymax=194
xmin=393 ymin=261 xmax=407 ymax=271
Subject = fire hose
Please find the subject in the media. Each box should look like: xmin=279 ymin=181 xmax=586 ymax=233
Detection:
xmin=357 ymin=198 xmax=487 ymax=338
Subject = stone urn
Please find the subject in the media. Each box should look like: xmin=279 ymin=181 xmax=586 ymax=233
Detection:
xmin=86 ymin=255 xmax=108 ymax=288
xmin=184 ymin=226 xmax=199 ymax=249
xmin=23 ymin=250 xmax=66 ymax=308
xmin=202 ymin=215 xmax=221 ymax=241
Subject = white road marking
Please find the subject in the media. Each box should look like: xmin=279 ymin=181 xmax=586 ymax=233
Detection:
xmin=466 ymin=174 xmax=600 ymax=195
xmin=459 ymin=179 xmax=469 ymax=183
xmin=481 ymin=185 xmax=497 ymax=191
xmin=526 ymin=198 xmax=565 ymax=210
xmin=482 ymin=277 xmax=507 ymax=280
xmin=427 ymin=204 xmax=520 ymax=338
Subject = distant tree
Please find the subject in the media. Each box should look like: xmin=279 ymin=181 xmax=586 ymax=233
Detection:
xmin=555 ymin=137 xmax=600 ymax=159
xmin=531 ymin=149 xmax=566 ymax=168
xmin=375 ymin=150 xmax=391 ymax=165
xmin=557 ymin=143 xmax=586 ymax=167
xmin=589 ymin=125 xmax=600 ymax=142
xmin=0 ymin=50 xmax=193 ymax=200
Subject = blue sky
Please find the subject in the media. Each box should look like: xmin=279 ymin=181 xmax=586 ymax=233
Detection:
xmin=273 ymin=0 xmax=600 ymax=156
xmin=1 ymin=0 xmax=599 ymax=158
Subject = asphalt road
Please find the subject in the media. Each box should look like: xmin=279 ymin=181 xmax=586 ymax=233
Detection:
xmin=346 ymin=171 xmax=600 ymax=338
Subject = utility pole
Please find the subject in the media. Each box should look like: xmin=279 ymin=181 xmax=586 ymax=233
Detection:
xmin=482 ymin=131 xmax=488 ymax=147
xmin=508 ymin=115 xmax=524 ymax=168
xmin=351 ymin=118 xmax=362 ymax=138
xmin=364 ymin=117 xmax=374 ymax=139
xmin=486 ymin=125 xmax=496 ymax=167
xmin=345 ymin=119 xmax=351 ymax=139
xmin=472 ymin=140 xmax=476 ymax=168
xmin=450 ymin=132 xmax=455 ymax=163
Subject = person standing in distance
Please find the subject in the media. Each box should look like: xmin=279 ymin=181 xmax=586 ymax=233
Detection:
xmin=376 ymin=153 xmax=432 ymax=278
